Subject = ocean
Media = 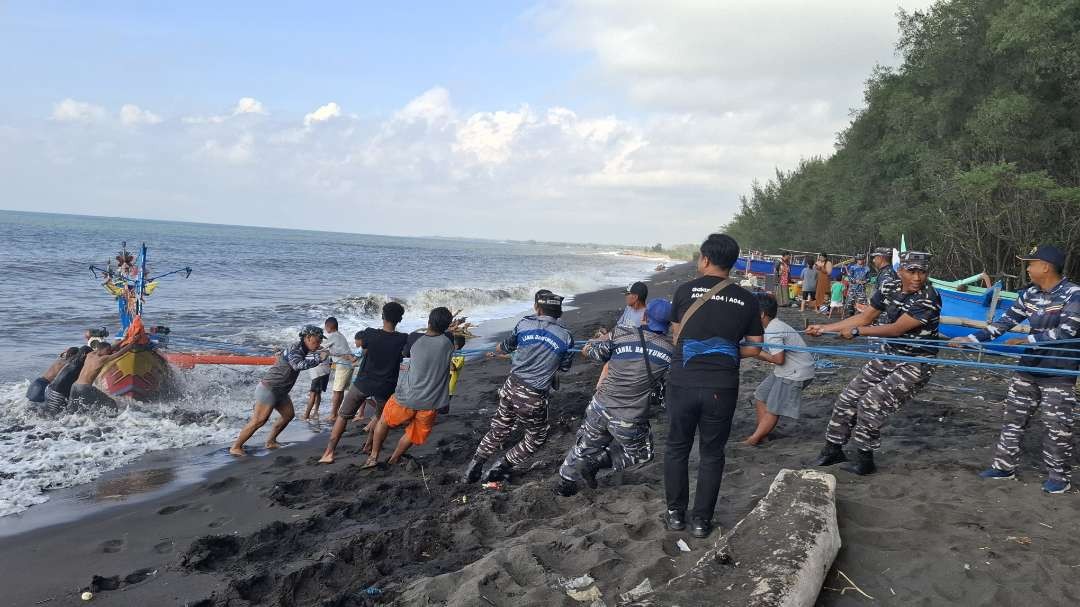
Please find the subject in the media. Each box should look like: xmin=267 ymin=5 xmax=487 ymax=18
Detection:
xmin=0 ymin=210 xmax=664 ymax=516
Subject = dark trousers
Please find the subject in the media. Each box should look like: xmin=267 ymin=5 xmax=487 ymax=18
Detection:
xmin=664 ymin=383 xmax=738 ymax=521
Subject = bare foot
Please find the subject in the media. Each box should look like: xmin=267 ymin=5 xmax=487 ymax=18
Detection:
xmin=265 ymin=441 xmax=282 ymax=450
xmin=229 ymin=447 xmax=247 ymax=457
xmin=360 ymin=456 xmax=379 ymax=469
xmin=387 ymin=455 xmax=401 ymax=465
xmin=318 ymin=453 xmax=335 ymax=464
xmin=361 ymin=440 xmax=373 ymax=454
xmin=743 ymin=436 xmax=764 ymax=446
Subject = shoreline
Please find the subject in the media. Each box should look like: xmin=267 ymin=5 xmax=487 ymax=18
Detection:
xmin=4 ymin=263 xmax=1080 ymax=606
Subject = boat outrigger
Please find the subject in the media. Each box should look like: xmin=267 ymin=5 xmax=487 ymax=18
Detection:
xmin=87 ymin=242 xmax=275 ymax=401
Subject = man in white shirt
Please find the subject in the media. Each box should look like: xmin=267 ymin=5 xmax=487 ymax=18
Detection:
xmin=321 ymin=316 xmax=358 ymax=421
xmin=744 ymin=293 xmax=815 ymax=445
xmin=616 ymin=282 xmax=648 ymax=328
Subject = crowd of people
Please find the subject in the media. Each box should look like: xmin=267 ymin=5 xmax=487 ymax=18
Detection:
xmin=26 ymin=233 xmax=1080 ymax=539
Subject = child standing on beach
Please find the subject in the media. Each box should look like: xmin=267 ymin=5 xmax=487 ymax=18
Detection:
xmin=461 ymin=290 xmax=574 ymax=484
xmin=829 ymin=279 xmax=844 ymax=319
xmin=439 ymin=334 xmax=467 ymax=414
xmin=304 ymin=344 xmax=332 ymax=420
xmin=365 ymin=307 xmax=456 ymax=467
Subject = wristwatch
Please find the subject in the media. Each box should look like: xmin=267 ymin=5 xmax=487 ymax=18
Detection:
xmin=850 ymin=327 xmax=860 ymax=337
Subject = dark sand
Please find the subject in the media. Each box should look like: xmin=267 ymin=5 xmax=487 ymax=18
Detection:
xmin=4 ymin=264 xmax=1080 ymax=606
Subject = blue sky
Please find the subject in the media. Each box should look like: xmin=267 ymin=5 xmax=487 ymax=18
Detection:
xmin=0 ymin=1 xmax=933 ymax=245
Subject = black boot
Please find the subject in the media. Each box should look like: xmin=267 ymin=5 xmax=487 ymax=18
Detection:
xmin=812 ymin=442 xmax=847 ymax=467
xmin=553 ymin=477 xmax=578 ymax=497
xmin=842 ymin=449 xmax=877 ymax=475
xmin=460 ymin=457 xmax=485 ymax=484
xmin=579 ymin=452 xmax=612 ymax=489
xmin=481 ymin=457 xmax=513 ymax=483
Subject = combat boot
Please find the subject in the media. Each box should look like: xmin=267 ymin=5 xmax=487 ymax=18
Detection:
xmin=553 ymin=477 xmax=578 ymax=497
xmin=481 ymin=456 xmax=513 ymax=483
xmin=812 ymin=441 xmax=847 ymax=467
xmin=460 ymin=457 xmax=485 ymax=484
xmin=842 ymin=449 xmax=877 ymax=475
xmin=579 ymin=452 xmax=612 ymax=489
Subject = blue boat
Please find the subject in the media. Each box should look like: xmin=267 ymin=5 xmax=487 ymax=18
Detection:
xmin=935 ymin=284 xmax=1028 ymax=345
xmin=734 ymin=257 xmax=777 ymax=275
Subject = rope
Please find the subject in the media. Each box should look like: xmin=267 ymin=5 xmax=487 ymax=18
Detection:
xmin=736 ymin=339 xmax=1080 ymax=377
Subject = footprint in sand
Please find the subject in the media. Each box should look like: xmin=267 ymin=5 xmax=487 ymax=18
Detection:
xmin=157 ymin=503 xmax=189 ymax=515
xmin=101 ymin=538 xmax=125 ymax=553
xmin=154 ymin=541 xmax=174 ymax=554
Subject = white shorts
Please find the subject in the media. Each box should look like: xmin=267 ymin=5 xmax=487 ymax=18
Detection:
xmin=830 ymin=301 xmax=843 ymax=308
xmin=331 ymin=365 xmax=354 ymax=392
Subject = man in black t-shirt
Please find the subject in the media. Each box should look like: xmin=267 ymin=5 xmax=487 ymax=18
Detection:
xmin=319 ymin=302 xmax=408 ymax=464
xmin=665 ymin=234 xmax=764 ymax=539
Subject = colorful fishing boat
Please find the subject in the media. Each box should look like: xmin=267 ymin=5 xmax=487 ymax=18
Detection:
xmin=86 ymin=242 xmax=276 ymax=402
xmin=95 ymin=347 xmax=175 ymax=401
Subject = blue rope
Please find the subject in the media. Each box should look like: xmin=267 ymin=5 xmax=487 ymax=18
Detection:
xmin=739 ymin=340 xmax=1080 ymax=377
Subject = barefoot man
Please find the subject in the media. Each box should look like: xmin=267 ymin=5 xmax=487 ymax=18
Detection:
xmin=230 ymin=325 xmax=328 ymax=456
xmin=365 ymin=307 xmax=455 ymax=467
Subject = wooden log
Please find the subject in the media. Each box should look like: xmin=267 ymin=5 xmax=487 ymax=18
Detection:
xmin=628 ymin=469 xmax=840 ymax=607
xmin=940 ymin=315 xmax=1031 ymax=334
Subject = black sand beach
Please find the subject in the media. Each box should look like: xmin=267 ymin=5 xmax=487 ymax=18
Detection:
xmin=4 ymin=264 xmax=1080 ymax=606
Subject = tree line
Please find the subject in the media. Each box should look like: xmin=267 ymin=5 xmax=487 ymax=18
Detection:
xmin=723 ymin=0 xmax=1080 ymax=284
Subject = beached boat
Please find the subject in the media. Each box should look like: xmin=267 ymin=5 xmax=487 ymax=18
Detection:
xmin=734 ymin=256 xmax=777 ymax=275
xmin=933 ymin=283 xmax=1028 ymax=344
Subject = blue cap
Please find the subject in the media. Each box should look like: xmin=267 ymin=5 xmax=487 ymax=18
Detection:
xmin=1018 ymin=245 xmax=1065 ymax=268
xmin=645 ymin=299 xmax=672 ymax=333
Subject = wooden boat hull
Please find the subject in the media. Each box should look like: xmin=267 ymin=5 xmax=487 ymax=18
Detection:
xmin=95 ymin=349 xmax=175 ymax=401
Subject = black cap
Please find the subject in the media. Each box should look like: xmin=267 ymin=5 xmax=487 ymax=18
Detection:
xmin=899 ymin=251 xmax=931 ymax=271
xmin=625 ymin=281 xmax=648 ymax=300
xmin=535 ymin=289 xmax=565 ymax=307
xmin=854 ymin=254 xmax=866 ymax=261
xmin=1018 ymin=245 xmax=1065 ymax=268
xmin=872 ymin=247 xmax=892 ymax=257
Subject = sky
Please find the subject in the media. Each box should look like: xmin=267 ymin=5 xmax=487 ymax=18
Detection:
xmin=0 ymin=0 xmax=935 ymax=246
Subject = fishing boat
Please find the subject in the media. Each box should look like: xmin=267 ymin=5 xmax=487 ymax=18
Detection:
xmin=87 ymin=242 xmax=276 ymax=402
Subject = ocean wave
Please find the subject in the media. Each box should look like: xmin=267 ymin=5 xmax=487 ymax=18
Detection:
xmin=0 ymin=365 xmax=272 ymax=517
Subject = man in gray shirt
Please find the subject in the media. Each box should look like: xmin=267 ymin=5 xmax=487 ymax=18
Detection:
xmin=365 ymin=307 xmax=455 ymax=467
xmin=555 ymin=299 xmax=674 ymax=496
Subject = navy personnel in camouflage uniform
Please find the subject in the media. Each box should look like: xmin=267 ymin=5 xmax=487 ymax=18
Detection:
xmin=843 ymin=254 xmax=871 ymax=317
xmin=461 ymin=290 xmax=575 ymax=484
xmin=807 ymin=251 xmax=941 ymax=475
xmin=871 ymin=247 xmax=897 ymax=294
xmin=554 ymin=299 xmax=674 ymax=497
xmin=951 ymin=245 xmax=1080 ymax=494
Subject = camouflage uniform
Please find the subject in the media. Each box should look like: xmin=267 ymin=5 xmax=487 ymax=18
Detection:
xmin=474 ymin=375 xmax=552 ymax=466
xmin=970 ymin=279 xmax=1080 ymax=482
xmin=559 ymin=399 xmax=653 ymax=482
xmin=825 ymin=280 xmax=941 ymax=451
xmin=472 ymin=314 xmax=574 ymax=467
xmin=558 ymin=326 xmax=673 ymax=483
xmin=844 ymin=262 xmax=871 ymax=317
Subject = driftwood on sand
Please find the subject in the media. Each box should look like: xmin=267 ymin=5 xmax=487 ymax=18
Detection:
xmin=628 ymin=469 xmax=841 ymax=607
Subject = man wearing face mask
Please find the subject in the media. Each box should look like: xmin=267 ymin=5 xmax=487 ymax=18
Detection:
xmin=950 ymin=245 xmax=1080 ymax=494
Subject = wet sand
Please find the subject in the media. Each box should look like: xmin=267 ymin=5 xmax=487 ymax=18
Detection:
xmin=4 ymin=264 xmax=1080 ymax=606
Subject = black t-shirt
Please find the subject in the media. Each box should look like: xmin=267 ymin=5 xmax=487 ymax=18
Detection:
xmin=353 ymin=328 xmax=409 ymax=399
xmin=669 ymin=276 xmax=764 ymax=388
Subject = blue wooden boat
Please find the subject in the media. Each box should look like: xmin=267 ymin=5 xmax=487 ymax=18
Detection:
xmin=935 ymin=283 xmax=1028 ymax=346
xmin=734 ymin=257 xmax=777 ymax=275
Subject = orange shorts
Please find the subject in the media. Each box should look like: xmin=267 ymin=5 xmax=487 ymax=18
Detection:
xmin=382 ymin=395 xmax=437 ymax=445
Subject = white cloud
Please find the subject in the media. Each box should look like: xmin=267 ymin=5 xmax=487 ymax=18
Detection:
xmin=303 ymin=102 xmax=342 ymax=127
xmin=201 ymin=134 xmax=254 ymax=164
xmin=183 ymin=97 xmax=267 ymax=124
xmin=119 ymin=104 xmax=162 ymax=126
xmin=51 ymin=98 xmax=107 ymax=123
xmin=395 ymin=87 xmax=453 ymax=124
xmin=234 ymin=97 xmax=266 ymax=116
